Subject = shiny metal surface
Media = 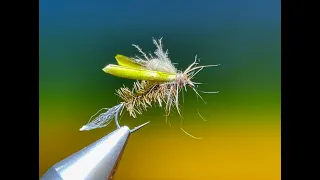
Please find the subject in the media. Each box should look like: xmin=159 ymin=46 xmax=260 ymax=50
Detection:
xmin=41 ymin=126 xmax=131 ymax=180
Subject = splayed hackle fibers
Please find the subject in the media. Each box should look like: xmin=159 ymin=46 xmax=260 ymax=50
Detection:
xmin=80 ymin=38 xmax=219 ymax=138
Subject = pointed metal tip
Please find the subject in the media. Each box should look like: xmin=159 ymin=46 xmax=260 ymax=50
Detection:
xmin=41 ymin=126 xmax=131 ymax=180
xmin=130 ymin=121 xmax=150 ymax=133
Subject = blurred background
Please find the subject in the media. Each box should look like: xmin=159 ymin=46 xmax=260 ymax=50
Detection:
xmin=40 ymin=0 xmax=280 ymax=179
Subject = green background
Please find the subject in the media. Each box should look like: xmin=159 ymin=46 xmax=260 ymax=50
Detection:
xmin=40 ymin=0 xmax=280 ymax=179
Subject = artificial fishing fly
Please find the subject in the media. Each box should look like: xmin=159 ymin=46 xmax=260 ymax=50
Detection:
xmin=80 ymin=38 xmax=219 ymax=138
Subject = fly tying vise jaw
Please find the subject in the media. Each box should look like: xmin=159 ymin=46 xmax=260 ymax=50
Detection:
xmin=41 ymin=110 xmax=150 ymax=180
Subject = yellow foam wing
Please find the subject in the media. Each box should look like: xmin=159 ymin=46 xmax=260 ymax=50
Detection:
xmin=102 ymin=64 xmax=176 ymax=82
xmin=115 ymin=54 xmax=143 ymax=69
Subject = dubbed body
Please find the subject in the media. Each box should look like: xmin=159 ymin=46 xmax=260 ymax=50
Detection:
xmin=80 ymin=38 xmax=219 ymax=139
